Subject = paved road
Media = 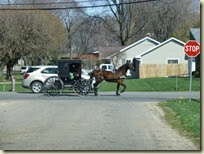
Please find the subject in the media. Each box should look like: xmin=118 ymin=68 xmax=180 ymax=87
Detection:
xmin=0 ymin=91 xmax=200 ymax=101
xmin=0 ymin=92 xmax=200 ymax=150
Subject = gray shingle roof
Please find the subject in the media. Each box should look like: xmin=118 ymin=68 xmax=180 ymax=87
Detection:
xmin=190 ymin=28 xmax=200 ymax=43
xmin=99 ymin=46 xmax=124 ymax=59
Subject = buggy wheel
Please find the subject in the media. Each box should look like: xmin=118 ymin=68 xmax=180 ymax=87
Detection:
xmin=44 ymin=76 xmax=64 ymax=96
xmin=73 ymin=79 xmax=91 ymax=96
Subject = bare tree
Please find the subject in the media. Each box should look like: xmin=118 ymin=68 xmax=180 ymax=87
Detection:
xmin=53 ymin=0 xmax=85 ymax=59
xmin=146 ymin=0 xmax=197 ymax=41
xmin=92 ymin=0 xmax=158 ymax=46
xmin=91 ymin=0 xmax=199 ymax=46
xmin=0 ymin=10 xmax=66 ymax=79
xmin=111 ymin=52 xmax=126 ymax=68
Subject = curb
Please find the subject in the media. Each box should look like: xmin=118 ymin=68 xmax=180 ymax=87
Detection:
xmin=0 ymin=82 xmax=21 ymax=84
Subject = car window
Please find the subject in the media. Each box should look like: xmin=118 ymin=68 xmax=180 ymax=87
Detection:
xmin=108 ymin=65 xmax=113 ymax=70
xmin=41 ymin=68 xmax=58 ymax=74
xmin=27 ymin=67 xmax=40 ymax=73
xmin=101 ymin=66 xmax=107 ymax=70
xmin=21 ymin=67 xmax=26 ymax=69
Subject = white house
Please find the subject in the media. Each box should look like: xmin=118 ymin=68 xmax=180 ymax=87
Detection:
xmin=110 ymin=37 xmax=160 ymax=67
xmin=136 ymin=37 xmax=189 ymax=78
xmin=137 ymin=37 xmax=188 ymax=65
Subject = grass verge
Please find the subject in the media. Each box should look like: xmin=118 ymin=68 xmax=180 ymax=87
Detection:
xmin=159 ymin=99 xmax=200 ymax=147
xmin=0 ymin=77 xmax=200 ymax=92
xmin=99 ymin=77 xmax=200 ymax=92
xmin=1 ymin=72 xmax=23 ymax=82
xmin=0 ymin=83 xmax=31 ymax=92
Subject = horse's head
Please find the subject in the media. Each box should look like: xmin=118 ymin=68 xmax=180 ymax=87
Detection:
xmin=117 ymin=61 xmax=134 ymax=75
xmin=126 ymin=61 xmax=134 ymax=71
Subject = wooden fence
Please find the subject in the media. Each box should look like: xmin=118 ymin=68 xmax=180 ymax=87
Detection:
xmin=139 ymin=64 xmax=188 ymax=78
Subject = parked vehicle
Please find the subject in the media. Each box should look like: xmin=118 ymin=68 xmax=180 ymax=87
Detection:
xmin=20 ymin=66 xmax=29 ymax=74
xmin=100 ymin=64 xmax=114 ymax=72
xmin=22 ymin=66 xmax=58 ymax=93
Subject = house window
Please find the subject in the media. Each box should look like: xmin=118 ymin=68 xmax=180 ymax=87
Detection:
xmin=167 ymin=59 xmax=179 ymax=64
xmin=122 ymin=59 xmax=126 ymax=65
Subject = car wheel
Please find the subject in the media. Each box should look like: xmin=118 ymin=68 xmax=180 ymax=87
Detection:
xmin=31 ymin=81 xmax=43 ymax=93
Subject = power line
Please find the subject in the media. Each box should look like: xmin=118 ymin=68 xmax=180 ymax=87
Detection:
xmin=0 ymin=0 xmax=108 ymax=6
xmin=0 ymin=0 xmax=159 ymax=10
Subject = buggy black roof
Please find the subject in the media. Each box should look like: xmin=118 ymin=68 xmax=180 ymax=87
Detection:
xmin=58 ymin=59 xmax=82 ymax=64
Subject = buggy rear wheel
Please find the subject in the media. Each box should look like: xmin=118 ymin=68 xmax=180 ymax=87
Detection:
xmin=44 ymin=76 xmax=64 ymax=96
xmin=73 ymin=79 xmax=91 ymax=96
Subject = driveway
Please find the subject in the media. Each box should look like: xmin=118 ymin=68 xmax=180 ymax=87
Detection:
xmin=0 ymin=92 xmax=200 ymax=150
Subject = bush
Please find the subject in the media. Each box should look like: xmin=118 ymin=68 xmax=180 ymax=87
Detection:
xmin=194 ymin=71 xmax=200 ymax=78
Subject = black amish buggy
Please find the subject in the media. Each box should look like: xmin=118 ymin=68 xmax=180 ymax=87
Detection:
xmin=44 ymin=59 xmax=92 ymax=96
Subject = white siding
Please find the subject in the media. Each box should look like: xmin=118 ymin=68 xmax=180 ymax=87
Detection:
xmin=141 ymin=41 xmax=188 ymax=64
xmin=122 ymin=40 xmax=158 ymax=59
xmin=112 ymin=40 xmax=158 ymax=67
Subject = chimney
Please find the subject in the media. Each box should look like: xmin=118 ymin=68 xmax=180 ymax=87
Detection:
xmin=146 ymin=33 xmax=151 ymax=37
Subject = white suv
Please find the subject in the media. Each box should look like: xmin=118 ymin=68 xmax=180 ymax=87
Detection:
xmin=22 ymin=66 xmax=58 ymax=93
xmin=20 ymin=66 xmax=30 ymax=74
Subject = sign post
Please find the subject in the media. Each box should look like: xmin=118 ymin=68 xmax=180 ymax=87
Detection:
xmin=184 ymin=40 xmax=200 ymax=102
xmin=189 ymin=57 xmax=193 ymax=102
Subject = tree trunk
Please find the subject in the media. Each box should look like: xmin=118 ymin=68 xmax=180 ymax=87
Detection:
xmin=0 ymin=67 xmax=4 ymax=81
xmin=68 ymin=29 xmax=72 ymax=59
xmin=11 ymin=75 xmax=16 ymax=92
xmin=6 ymin=63 xmax=13 ymax=80
xmin=0 ymin=62 xmax=6 ymax=81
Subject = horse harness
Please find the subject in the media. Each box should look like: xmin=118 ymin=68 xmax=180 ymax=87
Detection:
xmin=113 ymin=71 xmax=126 ymax=79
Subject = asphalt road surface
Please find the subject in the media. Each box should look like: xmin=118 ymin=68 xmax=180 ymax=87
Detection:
xmin=0 ymin=92 xmax=200 ymax=150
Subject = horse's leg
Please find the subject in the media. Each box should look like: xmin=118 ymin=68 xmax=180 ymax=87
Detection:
xmin=118 ymin=79 xmax=126 ymax=93
xmin=120 ymin=83 xmax=126 ymax=93
xmin=116 ymin=82 xmax=120 ymax=96
xmin=93 ymin=82 xmax=99 ymax=96
xmin=93 ymin=79 xmax=103 ymax=96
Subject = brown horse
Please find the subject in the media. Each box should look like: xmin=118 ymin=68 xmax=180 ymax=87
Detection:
xmin=90 ymin=62 xmax=134 ymax=96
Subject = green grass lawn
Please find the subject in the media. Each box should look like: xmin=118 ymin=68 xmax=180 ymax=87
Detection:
xmin=159 ymin=99 xmax=200 ymax=147
xmin=1 ymin=72 xmax=23 ymax=82
xmin=99 ymin=77 xmax=200 ymax=92
xmin=0 ymin=83 xmax=30 ymax=92
xmin=0 ymin=75 xmax=200 ymax=92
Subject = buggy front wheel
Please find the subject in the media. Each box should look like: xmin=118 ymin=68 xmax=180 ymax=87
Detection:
xmin=44 ymin=76 xmax=64 ymax=96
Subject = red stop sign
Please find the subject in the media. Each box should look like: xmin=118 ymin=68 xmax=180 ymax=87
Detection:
xmin=184 ymin=40 xmax=200 ymax=57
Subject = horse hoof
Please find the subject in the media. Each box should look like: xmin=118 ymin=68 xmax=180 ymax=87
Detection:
xmin=116 ymin=93 xmax=120 ymax=96
xmin=94 ymin=93 xmax=98 ymax=96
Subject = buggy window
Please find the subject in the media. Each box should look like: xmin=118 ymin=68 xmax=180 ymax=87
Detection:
xmin=42 ymin=68 xmax=58 ymax=74
xmin=27 ymin=67 xmax=40 ymax=73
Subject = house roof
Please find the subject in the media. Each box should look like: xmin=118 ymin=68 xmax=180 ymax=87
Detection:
xmin=109 ymin=37 xmax=160 ymax=58
xmin=137 ymin=37 xmax=185 ymax=58
xmin=190 ymin=28 xmax=200 ymax=43
xmin=99 ymin=46 xmax=124 ymax=59
xmin=120 ymin=37 xmax=160 ymax=52
xmin=73 ymin=53 xmax=99 ymax=60
xmin=61 ymin=52 xmax=78 ymax=58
